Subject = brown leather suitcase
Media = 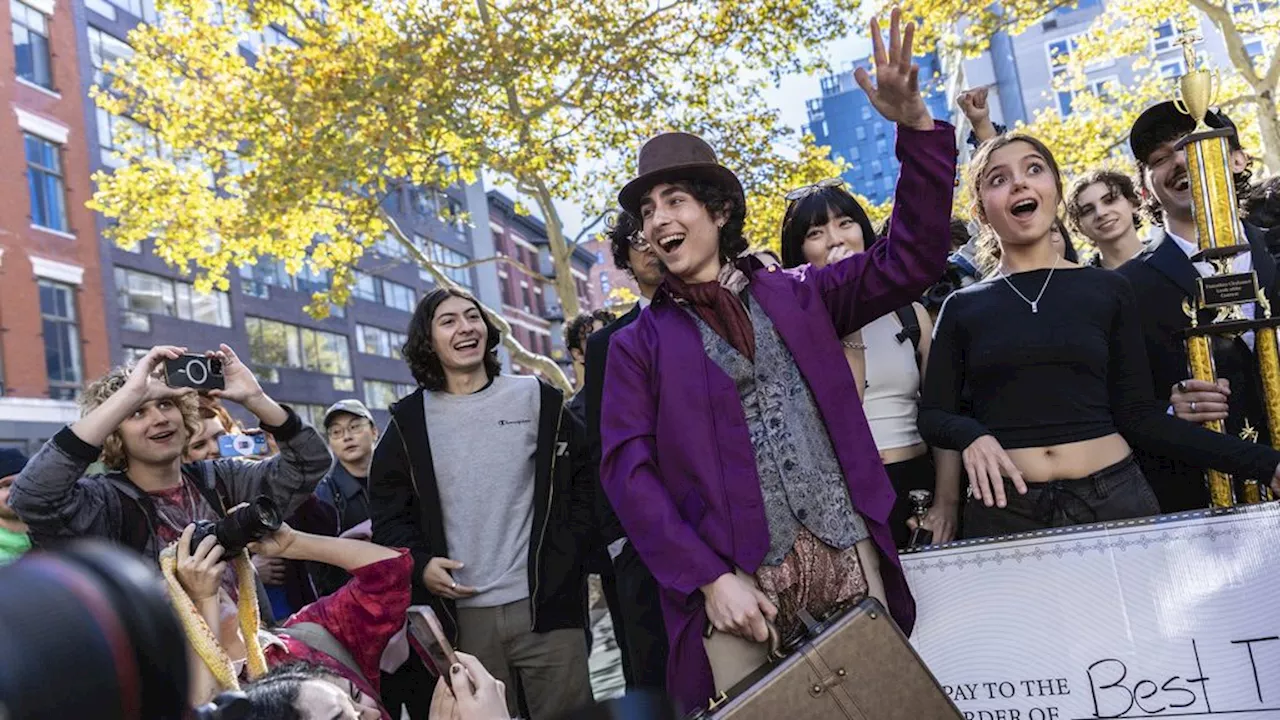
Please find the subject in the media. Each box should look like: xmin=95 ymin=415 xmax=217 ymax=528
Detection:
xmin=689 ymin=597 xmax=962 ymax=720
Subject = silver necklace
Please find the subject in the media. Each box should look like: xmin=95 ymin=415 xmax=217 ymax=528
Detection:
xmin=997 ymin=255 xmax=1059 ymax=314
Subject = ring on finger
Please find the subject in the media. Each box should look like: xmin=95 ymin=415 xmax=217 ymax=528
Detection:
xmin=1178 ymin=380 xmax=1189 ymax=393
xmin=1190 ymin=401 xmax=1197 ymax=413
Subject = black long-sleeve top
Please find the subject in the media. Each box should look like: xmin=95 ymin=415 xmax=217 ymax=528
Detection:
xmin=918 ymin=267 xmax=1280 ymax=480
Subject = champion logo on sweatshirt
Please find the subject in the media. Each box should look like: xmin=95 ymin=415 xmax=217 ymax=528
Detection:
xmin=498 ymin=419 xmax=532 ymax=427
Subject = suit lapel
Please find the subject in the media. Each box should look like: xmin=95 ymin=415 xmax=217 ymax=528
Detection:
xmin=1245 ymin=223 xmax=1277 ymax=298
xmin=1146 ymin=231 xmax=1201 ymax=300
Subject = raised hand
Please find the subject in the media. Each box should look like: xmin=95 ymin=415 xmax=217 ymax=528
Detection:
xmin=124 ymin=345 xmax=195 ymax=405
xmin=207 ymin=344 xmax=264 ymax=405
xmin=957 ymin=87 xmax=990 ymax=124
xmin=854 ymin=8 xmax=933 ymax=131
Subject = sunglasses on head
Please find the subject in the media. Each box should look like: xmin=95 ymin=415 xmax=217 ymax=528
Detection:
xmin=784 ymin=177 xmax=846 ymax=202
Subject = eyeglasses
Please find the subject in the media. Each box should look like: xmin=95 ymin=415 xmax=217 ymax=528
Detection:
xmin=784 ymin=177 xmax=846 ymax=202
xmin=628 ymin=232 xmax=651 ymax=252
xmin=327 ymin=419 xmax=372 ymax=440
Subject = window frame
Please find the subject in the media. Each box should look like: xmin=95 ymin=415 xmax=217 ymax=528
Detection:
xmin=12 ymin=0 xmax=54 ymax=90
xmin=38 ymin=278 xmax=82 ymax=399
xmin=24 ymin=133 xmax=69 ymax=233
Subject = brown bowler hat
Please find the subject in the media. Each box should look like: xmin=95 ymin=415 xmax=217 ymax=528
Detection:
xmin=618 ymin=132 xmax=745 ymax=216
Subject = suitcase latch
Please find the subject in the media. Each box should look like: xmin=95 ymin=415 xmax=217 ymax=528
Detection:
xmin=808 ymin=668 xmax=849 ymax=697
xmin=707 ymin=691 xmax=729 ymax=711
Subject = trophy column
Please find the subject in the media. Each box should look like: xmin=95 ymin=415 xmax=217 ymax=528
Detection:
xmin=1174 ymin=37 xmax=1280 ymax=506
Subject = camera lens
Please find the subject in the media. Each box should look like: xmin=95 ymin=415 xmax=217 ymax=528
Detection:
xmin=217 ymin=496 xmax=283 ymax=555
xmin=185 ymin=358 xmax=209 ymax=386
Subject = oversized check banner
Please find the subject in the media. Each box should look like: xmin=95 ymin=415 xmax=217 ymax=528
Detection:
xmin=901 ymin=503 xmax=1280 ymax=720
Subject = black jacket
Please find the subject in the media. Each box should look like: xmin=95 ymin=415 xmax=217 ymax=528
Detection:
xmin=583 ymin=305 xmax=641 ymax=548
xmin=1116 ymin=224 xmax=1278 ymax=511
xmin=369 ymin=379 xmax=595 ymax=642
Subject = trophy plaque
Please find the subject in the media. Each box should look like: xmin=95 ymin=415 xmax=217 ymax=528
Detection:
xmin=1173 ymin=36 xmax=1280 ymax=507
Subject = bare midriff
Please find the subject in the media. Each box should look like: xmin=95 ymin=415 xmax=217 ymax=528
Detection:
xmin=1003 ymin=433 xmax=1133 ymax=483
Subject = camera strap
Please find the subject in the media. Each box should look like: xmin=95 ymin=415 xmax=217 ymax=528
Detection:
xmin=283 ymin=622 xmax=363 ymax=679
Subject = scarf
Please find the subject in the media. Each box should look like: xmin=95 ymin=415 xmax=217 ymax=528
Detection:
xmin=666 ymin=261 xmax=755 ymax=362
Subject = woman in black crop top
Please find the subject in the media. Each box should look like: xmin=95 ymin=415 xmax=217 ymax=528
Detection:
xmin=918 ymin=134 xmax=1280 ymax=539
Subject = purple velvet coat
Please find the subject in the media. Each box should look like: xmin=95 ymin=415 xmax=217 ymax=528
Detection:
xmin=599 ymin=121 xmax=957 ymax=713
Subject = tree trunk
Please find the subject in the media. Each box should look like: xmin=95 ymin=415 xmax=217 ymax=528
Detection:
xmin=1252 ymin=88 xmax=1280 ymax=175
xmin=379 ymin=209 xmax=573 ymax=392
xmin=531 ymin=180 xmax=583 ymax=321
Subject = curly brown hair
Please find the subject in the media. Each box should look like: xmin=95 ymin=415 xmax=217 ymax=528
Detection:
xmin=1066 ymin=170 xmax=1143 ymax=235
xmin=79 ymin=365 xmax=202 ymax=471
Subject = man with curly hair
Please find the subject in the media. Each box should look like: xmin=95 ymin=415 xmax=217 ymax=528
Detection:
xmin=9 ymin=344 xmax=331 ymax=596
xmin=370 ymin=288 xmax=595 ymax=719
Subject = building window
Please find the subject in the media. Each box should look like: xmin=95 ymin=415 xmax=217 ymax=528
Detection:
xmin=871 ymin=160 xmax=883 ymax=176
xmin=115 ymin=267 xmax=233 ymax=331
xmin=39 ymin=279 xmax=81 ymax=399
xmin=12 ymin=0 xmax=52 ymax=89
xmin=428 ymin=240 xmax=473 ymax=289
xmin=25 ymin=134 xmax=68 ymax=232
xmin=521 ymin=283 xmax=532 ymax=313
xmin=245 ymin=316 xmax=352 ymax=382
xmin=599 ymin=272 xmax=611 ymax=296
xmin=364 ymin=379 xmax=415 ymax=411
xmin=356 ymin=324 xmax=407 ymax=359
xmin=855 ymin=126 xmax=867 ymax=141
xmin=876 ymin=138 xmax=888 ymax=155
xmin=350 ymin=271 xmax=416 ymax=312
xmin=860 ymin=105 xmax=872 ymax=120
xmin=595 ymin=251 xmax=605 ymax=265
xmin=500 ymin=275 xmax=513 ymax=305
xmin=87 ymin=27 xmax=133 ymax=91
xmin=88 ymin=0 xmax=156 ymax=22
xmin=96 ymin=108 xmax=160 ymax=166
xmin=848 ymin=146 xmax=860 ymax=161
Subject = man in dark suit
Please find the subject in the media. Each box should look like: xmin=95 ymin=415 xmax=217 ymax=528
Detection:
xmin=582 ymin=210 xmax=667 ymax=690
xmin=1118 ymin=102 xmax=1280 ymax=510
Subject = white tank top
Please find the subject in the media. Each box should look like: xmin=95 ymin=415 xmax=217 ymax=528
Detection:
xmin=860 ymin=312 xmax=923 ymax=451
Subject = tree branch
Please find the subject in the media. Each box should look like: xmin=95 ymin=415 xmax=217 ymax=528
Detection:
xmin=439 ymin=253 xmax=550 ymax=282
xmin=571 ymin=210 xmax=611 ymax=246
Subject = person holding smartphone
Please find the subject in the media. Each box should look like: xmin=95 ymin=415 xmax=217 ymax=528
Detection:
xmin=9 ymin=345 xmax=331 ymax=595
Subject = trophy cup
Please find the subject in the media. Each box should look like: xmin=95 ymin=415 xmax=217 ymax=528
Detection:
xmin=1173 ymin=37 xmax=1280 ymax=506
xmin=907 ymin=489 xmax=934 ymax=548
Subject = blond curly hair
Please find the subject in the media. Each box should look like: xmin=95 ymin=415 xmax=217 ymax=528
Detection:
xmin=79 ymin=365 xmax=202 ymax=471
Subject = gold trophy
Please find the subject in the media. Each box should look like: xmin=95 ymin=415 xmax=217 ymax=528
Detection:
xmin=1174 ymin=36 xmax=1280 ymax=506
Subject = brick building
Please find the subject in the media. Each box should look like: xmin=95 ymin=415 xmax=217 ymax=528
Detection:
xmin=1 ymin=0 xmax=112 ymax=450
xmin=486 ymin=190 xmax=598 ymax=381
xmin=580 ymin=234 xmax=637 ymax=313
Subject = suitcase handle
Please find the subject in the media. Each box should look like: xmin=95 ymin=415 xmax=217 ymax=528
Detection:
xmin=702 ymin=620 xmax=785 ymax=659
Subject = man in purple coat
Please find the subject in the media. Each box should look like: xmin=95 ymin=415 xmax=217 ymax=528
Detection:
xmin=598 ymin=11 xmax=958 ymax=714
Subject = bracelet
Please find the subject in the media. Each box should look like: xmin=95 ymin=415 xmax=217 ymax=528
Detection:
xmin=842 ymin=340 xmax=867 ymax=351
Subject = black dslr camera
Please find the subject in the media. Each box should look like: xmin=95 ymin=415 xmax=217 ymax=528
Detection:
xmin=164 ymin=353 xmax=225 ymax=391
xmin=189 ymin=496 xmax=283 ymax=555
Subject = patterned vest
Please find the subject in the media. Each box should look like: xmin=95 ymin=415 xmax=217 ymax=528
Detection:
xmin=687 ymin=291 xmax=869 ymax=565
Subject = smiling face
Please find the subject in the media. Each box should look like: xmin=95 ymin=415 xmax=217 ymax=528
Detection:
xmin=639 ymin=182 xmax=725 ymax=284
xmin=184 ymin=417 xmax=225 ymax=462
xmin=118 ymin=398 xmax=189 ymax=467
xmin=977 ymin=139 xmax=1062 ymax=251
xmin=1073 ymin=180 xmax=1139 ymax=245
xmin=0 ymin=474 xmax=20 ymax=523
xmin=800 ymin=209 xmax=867 ymax=269
xmin=1142 ymin=137 xmax=1249 ymax=226
xmin=430 ymin=296 xmax=488 ymax=376
xmin=627 ymin=241 xmax=664 ymax=290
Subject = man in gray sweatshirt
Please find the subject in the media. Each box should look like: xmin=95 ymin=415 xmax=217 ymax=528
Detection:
xmin=372 ymin=288 xmax=595 ymax=720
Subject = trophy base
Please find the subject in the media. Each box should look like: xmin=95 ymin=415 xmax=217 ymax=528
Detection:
xmin=1173 ymin=126 xmax=1235 ymax=151
xmin=1181 ymin=315 xmax=1280 ymax=339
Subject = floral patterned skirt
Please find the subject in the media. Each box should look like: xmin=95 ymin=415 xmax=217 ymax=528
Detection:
xmin=755 ymin=525 xmax=869 ymax=640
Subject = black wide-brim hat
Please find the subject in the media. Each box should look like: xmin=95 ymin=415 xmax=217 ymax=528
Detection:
xmin=1129 ymin=100 xmax=1240 ymax=164
xmin=618 ymin=132 xmax=745 ymax=216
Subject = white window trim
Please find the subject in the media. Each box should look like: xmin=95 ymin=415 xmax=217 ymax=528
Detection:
xmin=0 ymin=396 xmax=80 ymax=424
xmin=15 ymin=108 xmax=70 ymax=144
xmin=16 ymin=77 xmax=61 ymax=99
xmin=32 ymin=225 xmax=77 ymax=241
xmin=30 ymin=255 xmax=85 ymax=285
xmin=22 ymin=0 xmax=57 ymax=15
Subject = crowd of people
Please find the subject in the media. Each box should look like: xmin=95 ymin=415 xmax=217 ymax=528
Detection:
xmin=3 ymin=10 xmax=1280 ymax=720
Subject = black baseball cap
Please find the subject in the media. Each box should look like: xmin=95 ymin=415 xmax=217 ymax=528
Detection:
xmin=1129 ymin=101 xmax=1241 ymax=164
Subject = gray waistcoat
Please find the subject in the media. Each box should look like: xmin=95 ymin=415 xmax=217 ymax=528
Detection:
xmin=688 ymin=292 xmax=869 ymax=565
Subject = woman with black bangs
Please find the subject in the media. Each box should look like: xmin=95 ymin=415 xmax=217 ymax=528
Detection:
xmin=780 ymin=183 xmax=963 ymax=546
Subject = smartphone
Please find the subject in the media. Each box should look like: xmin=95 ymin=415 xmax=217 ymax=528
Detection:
xmin=163 ymin=354 xmax=225 ymax=390
xmin=218 ymin=433 xmax=268 ymax=458
xmin=407 ymin=605 xmax=473 ymax=693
